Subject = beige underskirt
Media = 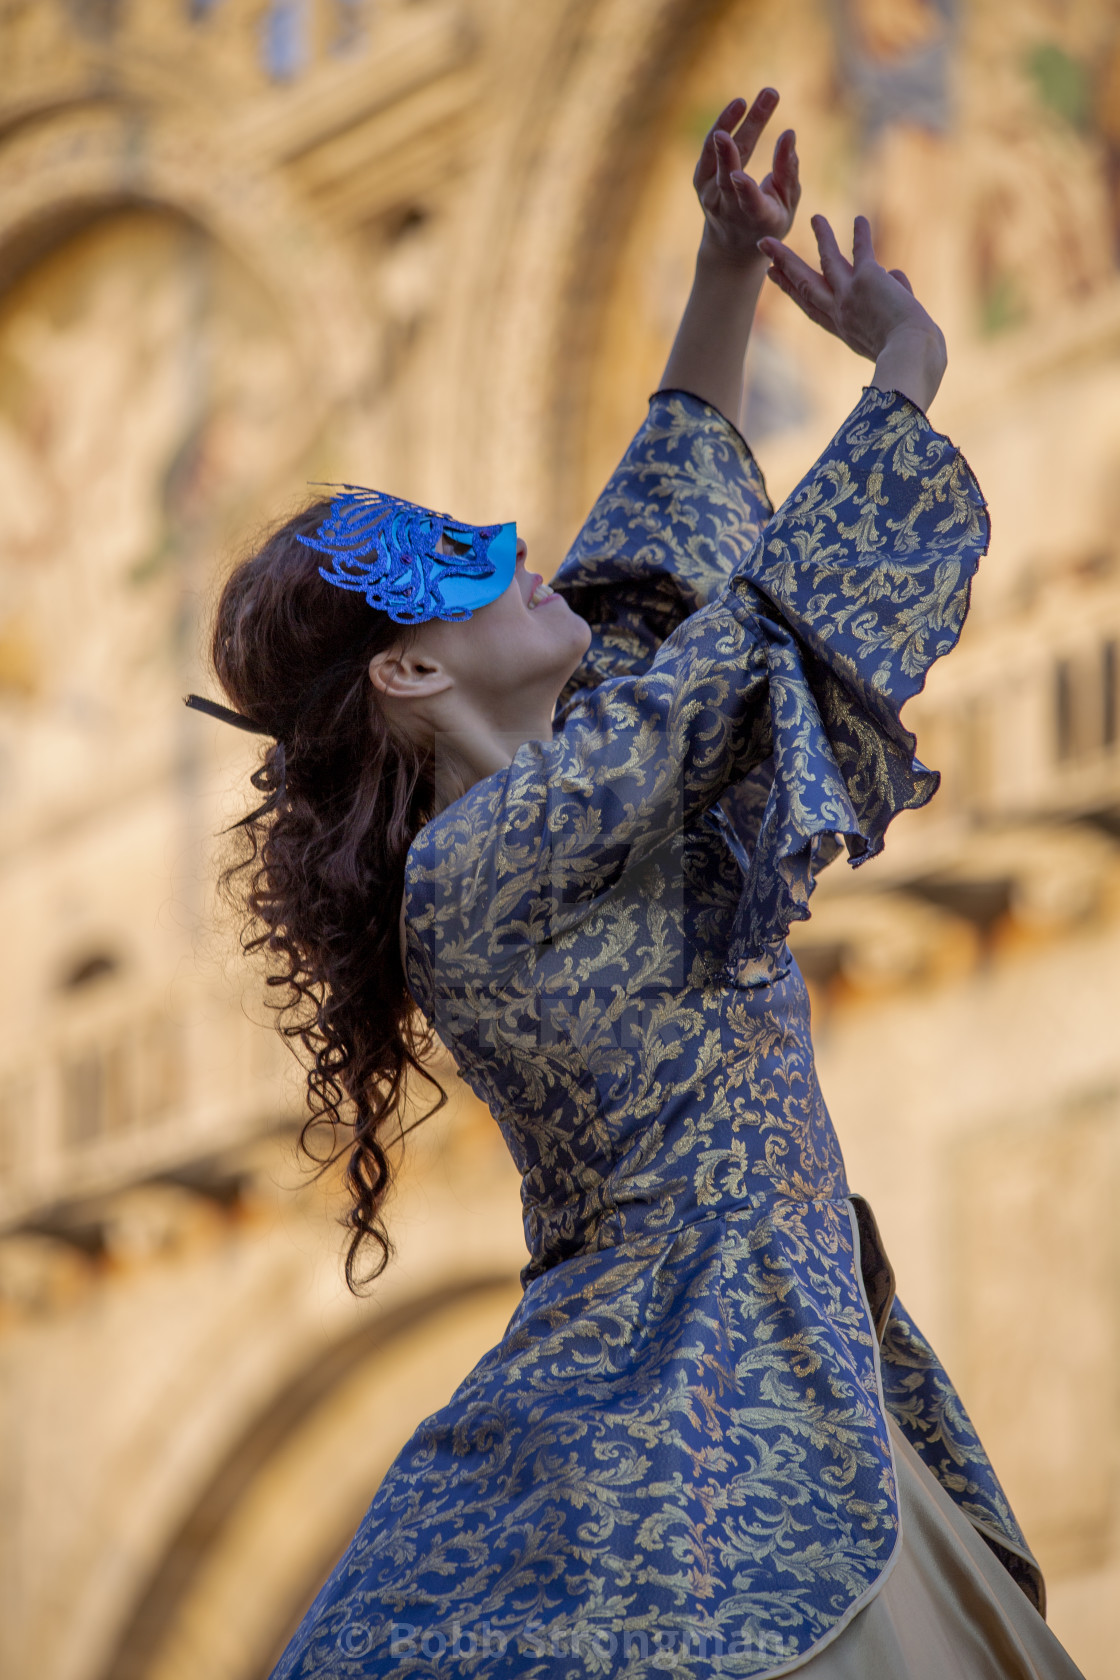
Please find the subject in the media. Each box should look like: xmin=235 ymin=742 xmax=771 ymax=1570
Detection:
xmin=797 ymin=1418 xmax=1086 ymax=1680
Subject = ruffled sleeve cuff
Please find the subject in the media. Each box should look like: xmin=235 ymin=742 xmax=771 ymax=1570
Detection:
xmin=719 ymin=385 xmax=990 ymax=983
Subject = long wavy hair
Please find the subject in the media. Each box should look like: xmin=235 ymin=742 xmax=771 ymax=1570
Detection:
xmin=211 ymin=501 xmax=443 ymax=1290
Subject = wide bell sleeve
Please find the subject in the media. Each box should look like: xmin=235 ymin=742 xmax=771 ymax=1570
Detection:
xmin=717 ymin=383 xmax=990 ymax=982
xmin=551 ymin=388 xmax=773 ymax=714
xmin=405 ymin=385 xmax=989 ymax=1006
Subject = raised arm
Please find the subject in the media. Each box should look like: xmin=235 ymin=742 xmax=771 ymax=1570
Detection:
xmin=551 ymin=92 xmax=799 ymax=710
xmin=658 ymin=89 xmax=800 ymax=424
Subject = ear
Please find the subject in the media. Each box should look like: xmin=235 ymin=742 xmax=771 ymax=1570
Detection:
xmin=368 ymin=646 xmax=453 ymax=701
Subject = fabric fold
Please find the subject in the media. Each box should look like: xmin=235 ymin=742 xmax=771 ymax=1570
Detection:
xmin=550 ymin=384 xmax=991 ymax=980
xmin=879 ymin=1300 xmax=1045 ymax=1615
xmin=552 ymin=388 xmax=773 ymax=711
xmin=715 ymin=386 xmax=991 ymax=978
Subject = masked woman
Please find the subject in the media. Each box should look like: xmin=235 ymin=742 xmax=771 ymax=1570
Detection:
xmin=196 ymin=90 xmax=1084 ymax=1679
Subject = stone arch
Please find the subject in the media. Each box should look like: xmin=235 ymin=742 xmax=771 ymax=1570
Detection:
xmin=0 ymin=102 xmax=373 ymax=437
xmin=101 ymin=1271 xmax=523 ymax=1680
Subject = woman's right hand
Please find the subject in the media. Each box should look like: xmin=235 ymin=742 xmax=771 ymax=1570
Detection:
xmin=758 ymin=215 xmax=947 ymax=412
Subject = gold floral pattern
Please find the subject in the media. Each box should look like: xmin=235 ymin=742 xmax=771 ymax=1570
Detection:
xmin=272 ymin=390 xmax=1039 ymax=1679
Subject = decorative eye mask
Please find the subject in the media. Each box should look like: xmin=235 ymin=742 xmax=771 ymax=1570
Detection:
xmin=296 ymin=486 xmax=518 ymax=624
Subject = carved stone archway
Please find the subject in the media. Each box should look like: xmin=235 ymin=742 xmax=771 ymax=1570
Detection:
xmin=0 ymin=101 xmax=373 ymax=473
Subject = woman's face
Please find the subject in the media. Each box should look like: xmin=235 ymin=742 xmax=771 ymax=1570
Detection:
xmin=397 ymin=538 xmax=592 ymax=722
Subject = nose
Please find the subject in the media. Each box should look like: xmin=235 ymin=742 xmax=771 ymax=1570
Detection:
xmin=515 ymin=536 xmax=528 ymax=566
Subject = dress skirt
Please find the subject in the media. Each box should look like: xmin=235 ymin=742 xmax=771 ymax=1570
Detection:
xmin=799 ymin=1417 xmax=1084 ymax=1680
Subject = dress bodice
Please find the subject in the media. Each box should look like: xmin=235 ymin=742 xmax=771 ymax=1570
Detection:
xmin=414 ymin=809 xmax=846 ymax=1282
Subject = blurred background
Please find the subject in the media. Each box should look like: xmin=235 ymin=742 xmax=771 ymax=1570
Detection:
xmin=0 ymin=1 xmax=1118 ymax=1676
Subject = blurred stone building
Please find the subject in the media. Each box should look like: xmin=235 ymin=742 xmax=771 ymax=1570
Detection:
xmin=0 ymin=1 xmax=1117 ymax=1677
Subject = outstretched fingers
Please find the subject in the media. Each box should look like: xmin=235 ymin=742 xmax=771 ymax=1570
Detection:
xmin=851 ymin=214 xmax=877 ymax=267
xmin=765 ymin=128 xmax=800 ymax=214
xmin=766 ymin=264 xmax=833 ymax=332
xmin=713 ymin=128 xmax=737 ymax=194
xmin=729 ymin=86 xmax=779 ymax=167
xmin=696 ymin=97 xmax=747 ymax=185
xmin=811 ymin=215 xmax=851 ymax=291
xmin=758 ymin=237 xmax=837 ymax=323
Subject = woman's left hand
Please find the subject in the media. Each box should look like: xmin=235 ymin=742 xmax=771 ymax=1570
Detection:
xmin=694 ymin=90 xmax=800 ymax=269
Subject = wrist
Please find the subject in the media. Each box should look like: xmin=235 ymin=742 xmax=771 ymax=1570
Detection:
xmin=878 ymin=322 xmax=946 ymax=365
xmin=871 ymin=323 xmax=947 ymax=413
xmin=696 ymin=227 xmax=769 ymax=278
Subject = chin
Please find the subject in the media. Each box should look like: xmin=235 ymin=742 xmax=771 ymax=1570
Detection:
xmin=566 ymin=605 xmax=592 ymax=653
xmin=553 ymin=614 xmax=591 ymax=670
xmin=556 ymin=612 xmax=592 ymax=681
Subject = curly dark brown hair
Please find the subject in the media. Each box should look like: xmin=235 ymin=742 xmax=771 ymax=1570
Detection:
xmin=211 ymin=501 xmax=443 ymax=1290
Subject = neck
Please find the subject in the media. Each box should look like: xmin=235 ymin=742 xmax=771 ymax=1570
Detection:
xmin=427 ymin=705 xmax=556 ymax=814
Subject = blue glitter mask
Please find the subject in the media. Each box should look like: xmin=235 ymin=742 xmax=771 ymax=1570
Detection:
xmin=296 ymin=486 xmax=518 ymax=625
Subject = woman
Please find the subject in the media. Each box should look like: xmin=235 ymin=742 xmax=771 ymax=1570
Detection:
xmin=196 ymin=91 xmax=1084 ymax=1678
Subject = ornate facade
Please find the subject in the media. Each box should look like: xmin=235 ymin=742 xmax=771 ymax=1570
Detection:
xmin=0 ymin=2 xmax=1116 ymax=1676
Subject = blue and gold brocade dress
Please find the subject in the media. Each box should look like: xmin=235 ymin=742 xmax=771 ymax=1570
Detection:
xmin=272 ymin=388 xmax=1048 ymax=1678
